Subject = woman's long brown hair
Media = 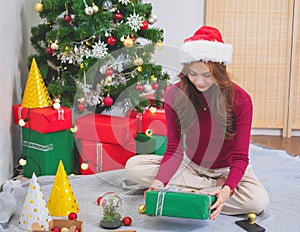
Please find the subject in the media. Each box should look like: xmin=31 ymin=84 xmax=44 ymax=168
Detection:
xmin=173 ymin=61 xmax=236 ymax=139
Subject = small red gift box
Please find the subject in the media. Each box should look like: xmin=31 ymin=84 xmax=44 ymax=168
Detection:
xmin=13 ymin=104 xmax=72 ymax=133
xmin=75 ymin=113 xmax=136 ymax=145
xmin=79 ymin=139 xmax=136 ymax=174
xmin=128 ymin=109 xmax=167 ymax=136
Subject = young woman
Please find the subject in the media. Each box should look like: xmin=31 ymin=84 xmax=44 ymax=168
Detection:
xmin=125 ymin=26 xmax=269 ymax=220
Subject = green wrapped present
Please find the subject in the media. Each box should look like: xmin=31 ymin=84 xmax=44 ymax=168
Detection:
xmin=135 ymin=133 xmax=167 ymax=156
xmin=22 ymin=127 xmax=74 ymax=178
xmin=145 ymin=190 xmax=216 ymax=220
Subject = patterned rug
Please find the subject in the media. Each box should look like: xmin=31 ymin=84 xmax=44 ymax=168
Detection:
xmin=2 ymin=143 xmax=300 ymax=232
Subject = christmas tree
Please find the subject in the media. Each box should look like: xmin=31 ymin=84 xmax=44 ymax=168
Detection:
xmin=30 ymin=0 xmax=169 ymax=113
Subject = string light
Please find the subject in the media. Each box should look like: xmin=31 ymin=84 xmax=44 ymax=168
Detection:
xmin=18 ymin=118 xmax=28 ymax=127
xmin=19 ymin=156 xmax=27 ymax=166
xmin=81 ymin=160 xmax=89 ymax=170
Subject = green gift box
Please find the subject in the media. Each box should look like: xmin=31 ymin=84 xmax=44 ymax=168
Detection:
xmin=22 ymin=127 xmax=74 ymax=178
xmin=145 ymin=190 xmax=216 ymax=220
xmin=135 ymin=133 xmax=167 ymax=156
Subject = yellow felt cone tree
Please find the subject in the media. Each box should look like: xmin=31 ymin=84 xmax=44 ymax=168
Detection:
xmin=47 ymin=161 xmax=80 ymax=216
xmin=21 ymin=58 xmax=52 ymax=108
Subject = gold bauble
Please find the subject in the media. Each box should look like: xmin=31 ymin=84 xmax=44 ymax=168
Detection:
xmin=247 ymin=212 xmax=256 ymax=224
xmin=145 ymin=128 xmax=153 ymax=137
xmin=80 ymin=63 xmax=84 ymax=69
xmin=123 ymin=37 xmax=134 ymax=48
xmin=139 ymin=204 xmax=146 ymax=214
xmin=34 ymin=2 xmax=43 ymax=13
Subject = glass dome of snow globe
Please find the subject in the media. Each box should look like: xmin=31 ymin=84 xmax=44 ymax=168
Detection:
xmin=99 ymin=192 xmax=122 ymax=229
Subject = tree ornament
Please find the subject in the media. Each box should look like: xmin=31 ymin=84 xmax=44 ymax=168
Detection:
xmin=107 ymin=36 xmax=116 ymax=46
xmin=78 ymin=102 xmax=85 ymax=111
xmin=34 ymin=2 xmax=43 ymax=13
xmin=148 ymin=13 xmax=158 ymax=24
xmin=133 ymin=57 xmax=143 ymax=66
xmin=92 ymin=3 xmax=99 ymax=13
xmin=103 ymin=95 xmax=113 ymax=107
xmin=138 ymin=204 xmax=146 ymax=214
xmin=136 ymin=84 xmax=143 ymax=92
xmin=118 ymin=0 xmax=131 ymax=5
xmin=105 ymin=76 xmax=112 ymax=86
xmin=50 ymin=41 xmax=59 ymax=50
xmin=114 ymin=12 xmax=123 ymax=20
xmin=64 ymin=13 xmax=72 ymax=23
xmin=143 ymin=83 xmax=153 ymax=93
xmin=131 ymin=35 xmax=136 ymax=42
xmin=45 ymin=47 xmax=53 ymax=55
xmin=247 ymin=212 xmax=256 ymax=224
xmin=151 ymin=82 xmax=159 ymax=90
xmin=68 ymin=212 xmax=78 ymax=220
xmin=145 ymin=128 xmax=152 ymax=137
xmin=51 ymin=226 xmax=60 ymax=232
xmin=61 ymin=227 xmax=69 ymax=232
xmin=105 ymin=68 xmax=114 ymax=76
xmin=122 ymin=216 xmax=132 ymax=226
xmin=102 ymin=0 xmax=113 ymax=11
xmin=97 ymin=196 xmax=103 ymax=205
xmin=126 ymin=11 xmax=143 ymax=32
xmin=140 ymin=20 xmax=149 ymax=30
xmin=123 ymin=37 xmax=134 ymax=48
xmin=85 ymin=6 xmax=94 ymax=15
xmin=80 ymin=63 xmax=85 ymax=69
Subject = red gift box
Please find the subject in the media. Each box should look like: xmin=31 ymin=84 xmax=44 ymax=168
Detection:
xmin=129 ymin=109 xmax=167 ymax=136
xmin=79 ymin=139 xmax=136 ymax=174
xmin=13 ymin=104 xmax=72 ymax=133
xmin=75 ymin=113 xmax=136 ymax=145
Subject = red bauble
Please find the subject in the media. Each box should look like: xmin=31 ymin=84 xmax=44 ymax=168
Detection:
xmin=74 ymin=228 xmax=81 ymax=232
xmin=78 ymin=103 xmax=85 ymax=111
xmin=64 ymin=14 xmax=72 ymax=23
xmin=140 ymin=20 xmax=149 ymax=30
xmin=103 ymin=96 xmax=113 ymax=107
xmin=136 ymin=84 xmax=143 ymax=92
xmin=51 ymin=227 xmax=60 ymax=232
xmin=151 ymin=82 xmax=159 ymax=90
xmin=131 ymin=36 xmax=136 ymax=42
xmin=114 ymin=12 xmax=123 ymax=20
xmin=105 ymin=68 xmax=114 ymax=76
xmin=45 ymin=47 xmax=53 ymax=55
xmin=68 ymin=212 xmax=78 ymax=220
xmin=122 ymin=216 xmax=132 ymax=226
xmin=107 ymin=36 xmax=116 ymax=46
xmin=97 ymin=196 xmax=102 ymax=205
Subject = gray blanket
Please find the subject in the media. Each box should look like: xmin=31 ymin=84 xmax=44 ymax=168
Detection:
xmin=2 ymin=143 xmax=300 ymax=231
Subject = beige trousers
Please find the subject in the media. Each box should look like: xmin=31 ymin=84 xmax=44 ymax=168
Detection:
xmin=125 ymin=154 xmax=269 ymax=215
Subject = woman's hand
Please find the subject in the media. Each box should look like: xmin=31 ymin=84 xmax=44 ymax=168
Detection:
xmin=144 ymin=179 xmax=164 ymax=198
xmin=208 ymin=185 xmax=232 ymax=220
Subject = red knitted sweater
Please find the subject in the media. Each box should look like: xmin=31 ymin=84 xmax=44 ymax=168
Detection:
xmin=155 ymin=82 xmax=253 ymax=191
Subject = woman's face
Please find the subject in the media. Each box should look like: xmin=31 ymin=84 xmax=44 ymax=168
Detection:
xmin=187 ymin=62 xmax=215 ymax=92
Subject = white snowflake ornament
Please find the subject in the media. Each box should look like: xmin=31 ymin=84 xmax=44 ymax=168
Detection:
xmin=92 ymin=40 xmax=108 ymax=59
xmin=118 ymin=0 xmax=131 ymax=5
xmin=126 ymin=11 xmax=143 ymax=32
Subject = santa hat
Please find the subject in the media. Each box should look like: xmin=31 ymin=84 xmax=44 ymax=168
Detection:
xmin=179 ymin=26 xmax=233 ymax=65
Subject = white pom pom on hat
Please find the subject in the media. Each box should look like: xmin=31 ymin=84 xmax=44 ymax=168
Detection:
xmin=179 ymin=26 xmax=233 ymax=65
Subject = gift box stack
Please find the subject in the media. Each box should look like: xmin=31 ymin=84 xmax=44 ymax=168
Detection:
xmin=129 ymin=107 xmax=168 ymax=156
xmin=13 ymin=59 xmax=74 ymax=178
xmin=75 ymin=113 xmax=137 ymax=174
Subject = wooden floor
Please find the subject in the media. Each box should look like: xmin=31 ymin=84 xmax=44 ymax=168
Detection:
xmin=251 ymin=135 xmax=300 ymax=156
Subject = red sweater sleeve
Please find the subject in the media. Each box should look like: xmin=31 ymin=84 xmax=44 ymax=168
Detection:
xmin=154 ymin=85 xmax=184 ymax=185
xmin=223 ymin=84 xmax=253 ymax=191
